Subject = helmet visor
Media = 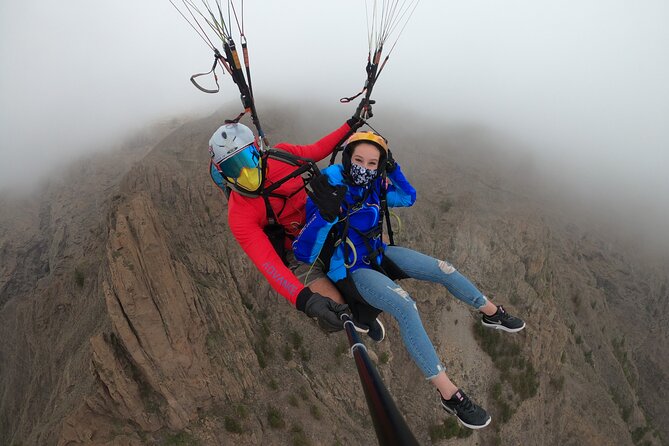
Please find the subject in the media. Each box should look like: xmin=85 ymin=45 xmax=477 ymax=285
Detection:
xmin=217 ymin=144 xmax=260 ymax=177
xmin=217 ymin=144 xmax=263 ymax=192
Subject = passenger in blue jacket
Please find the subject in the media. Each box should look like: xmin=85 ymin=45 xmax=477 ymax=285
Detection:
xmin=293 ymin=131 xmax=525 ymax=430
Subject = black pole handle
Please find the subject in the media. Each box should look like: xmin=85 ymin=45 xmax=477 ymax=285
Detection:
xmin=341 ymin=315 xmax=420 ymax=446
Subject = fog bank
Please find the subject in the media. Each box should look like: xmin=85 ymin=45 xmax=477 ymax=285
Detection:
xmin=2 ymin=0 xmax=668 ymax=249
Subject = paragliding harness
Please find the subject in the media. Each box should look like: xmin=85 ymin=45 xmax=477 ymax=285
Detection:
xmin=258 ymin=150 xmax=322 ymax=266
xmin=317 ymin=152 xmax=409 ymax=328
xmin=175 ymin=0 xmax=414 ymax=314
xmin=173 ymin=0 xmax=329 ymax=264
xmin=208 ymin=146 xmax=324 ymax=265
xmin=250 ymin=112 xmax=366 ymax=265
xmin=316 ymin=9 xmax=422 ymax=326
xmin=315 ymin=181 xmax=409 ymax=328
xmin=252 ymin=111 xmax=380 ymax=265
xmin=193 ymin=39 xmax=330 ymax=265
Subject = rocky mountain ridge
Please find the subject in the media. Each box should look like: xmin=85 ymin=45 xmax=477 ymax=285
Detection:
xmin=1 ymin=107 xmax=667 ymax=445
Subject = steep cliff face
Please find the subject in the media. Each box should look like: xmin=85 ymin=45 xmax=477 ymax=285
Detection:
xmin=0 ymin=122 xmax=184 ymax=445
xmin=50 ymin=113 xmax=388 ymax=445
xmin=399 ymin=145 xmax=669 ymax=445
xmin=1 ymin=109 xmax=667 ymax=446
xmin=59 ymin=119 xmax=260 ymax=443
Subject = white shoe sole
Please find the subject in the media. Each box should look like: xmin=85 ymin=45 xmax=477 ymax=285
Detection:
xmin=441 ymin=404 xmax=492 ymax=429
xmin=459 ymin=415 xmax=492 ymax=430
xmin=481 ymin=321 xmax=526 ymax=333
xmin=353 ymin=318 xmax=386 ymax=341
xmin=352 ymin=322 xmax=369 ymax=334
xmin=368 ymin=319 xmax=385 ymax=342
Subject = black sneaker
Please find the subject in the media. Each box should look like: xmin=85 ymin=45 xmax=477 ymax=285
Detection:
xmin=440 ymin=389 xmax=491 ymax=429
xmin=481 ymin=305 xmax=525 ymax=333
xmin=367 ymin=318 xmax=385 ymax=342
xmin=353 ymin=318 xmax=386 ymax=342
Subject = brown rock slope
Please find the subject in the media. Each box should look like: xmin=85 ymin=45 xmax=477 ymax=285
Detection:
xmin=1 ymin=107 xmax=667 ymax=446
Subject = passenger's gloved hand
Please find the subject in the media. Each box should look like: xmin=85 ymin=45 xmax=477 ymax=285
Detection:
xmin=296 ymin=287 xmax=349 ymax=332
xmin=385 ymin=149 xmax=397 ymax=173
xmin=307 ymin=174 xmax=347 ymax=222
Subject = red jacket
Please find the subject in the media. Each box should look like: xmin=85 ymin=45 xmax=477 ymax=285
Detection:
xmin=226 ymin=123 xmax=351 ymax=305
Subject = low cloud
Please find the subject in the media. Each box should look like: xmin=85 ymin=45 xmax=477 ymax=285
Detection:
xmin=1 ymin=1 xmax=667 ymax=250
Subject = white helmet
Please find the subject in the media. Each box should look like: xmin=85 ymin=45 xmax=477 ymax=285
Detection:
xmin=208 ymin=122 xmax=256 ymax=164
xmin=208 ymin=123 xmax=263 ymax=195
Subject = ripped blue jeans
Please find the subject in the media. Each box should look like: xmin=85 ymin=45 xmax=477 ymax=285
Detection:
xmin=350 ymin=245 xmax=488 ymax=379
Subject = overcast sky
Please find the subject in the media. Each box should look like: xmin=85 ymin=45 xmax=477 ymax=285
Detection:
xmin=1 ymin=1 xmax=668 ymax=245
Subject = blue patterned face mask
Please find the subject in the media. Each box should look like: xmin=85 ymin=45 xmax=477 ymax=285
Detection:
xmin=349 ymin=163 xmax=378 ymax=186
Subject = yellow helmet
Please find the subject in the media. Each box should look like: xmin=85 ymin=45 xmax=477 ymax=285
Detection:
xmin=342 ymin=131 xmax=389 ymax=178
xmin=344 ymin=131 xmax=388 ymax=154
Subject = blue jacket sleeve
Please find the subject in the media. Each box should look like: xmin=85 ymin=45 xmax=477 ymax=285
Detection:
xmin=292 ymin=199 xmax=338 ymax=264
xmin=385 ymin=162 xmax=416 ymax=207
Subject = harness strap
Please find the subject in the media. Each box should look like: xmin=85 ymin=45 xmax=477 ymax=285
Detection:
xmin=262 ymin=194 xmax=278 ymax=225
xmin=257 ymin=150 xmax=317 ymax=263
xmin=334 ymin=186 xmax=374 ymax=269
xmin=256 ymin=149 xmax=320 ymax=225
xmin=379 ymin=175 xmax=395 ymax=246
xmin=350 ymin=226 xmax=384 ymax=269
xmin=225 ymin=110 xmax=247 ymax=124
